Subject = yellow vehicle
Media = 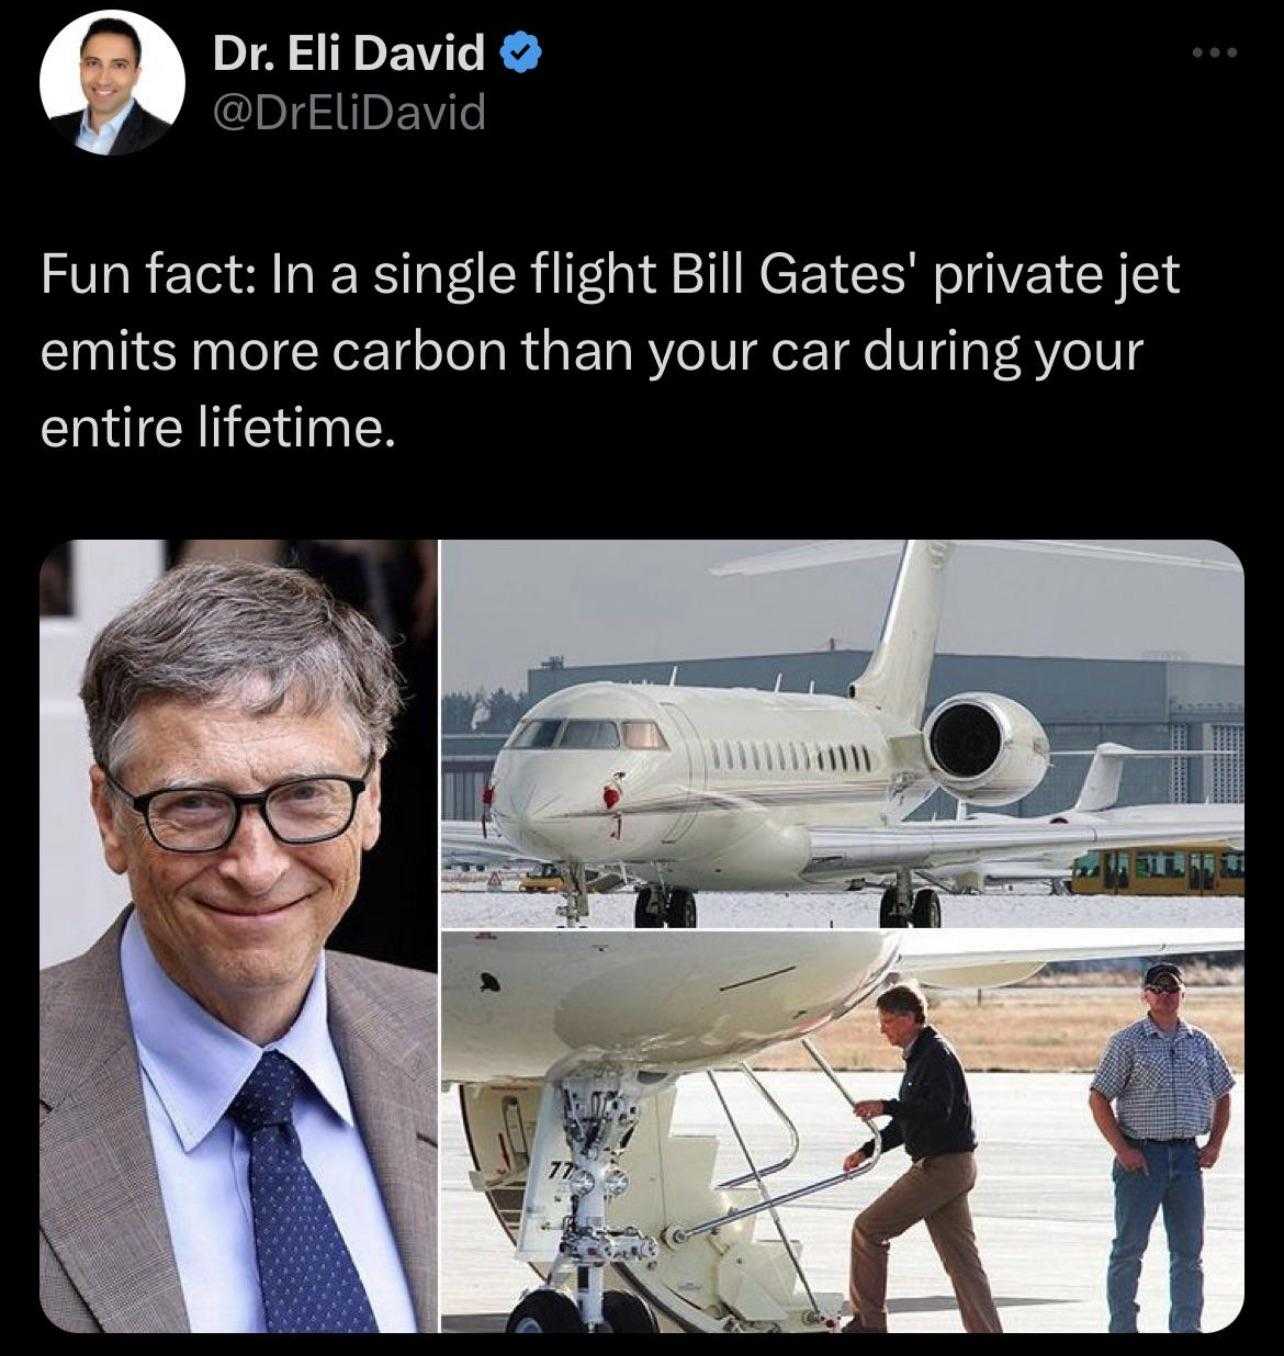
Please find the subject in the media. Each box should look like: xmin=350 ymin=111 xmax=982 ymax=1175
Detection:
xmin=518 ymin=865 xmax=566 ymax=893
xmin=1071 ymin=846 xmax=1244 ymax=896
xmin=519 ymin=865 xmax=624 ymax=894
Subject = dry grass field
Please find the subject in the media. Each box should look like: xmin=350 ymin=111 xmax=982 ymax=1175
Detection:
xmin=754 ymin=986 xmax=1245 ymax=1074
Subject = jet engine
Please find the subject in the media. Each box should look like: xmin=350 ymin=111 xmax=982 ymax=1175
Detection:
xmin=921 ymin=692 xmax=1050 ymax=806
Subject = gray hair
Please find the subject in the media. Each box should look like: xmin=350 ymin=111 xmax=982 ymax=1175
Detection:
xmin=80 ymin=561 xmax=404 ymax=773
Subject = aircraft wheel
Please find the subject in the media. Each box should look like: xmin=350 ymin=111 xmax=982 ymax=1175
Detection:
xmin=879 ymin=886 xmax=908 ymax=928
xmin=596 ymin=1291 xmax=659 ymax=1333
xmin=506 ymin=1289 xmax=587 ymax=1333
xmin=634 ymin=887 xmax=664 ymax=928
xmin=912 ymin=888 xmax=941 ymax=928
xmin=665 ymin=888 xmax=698 ymax=928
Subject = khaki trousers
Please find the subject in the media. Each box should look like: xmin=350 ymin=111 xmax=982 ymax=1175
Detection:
xmin=850 ymin=1151 xmax=1002 ymax=1333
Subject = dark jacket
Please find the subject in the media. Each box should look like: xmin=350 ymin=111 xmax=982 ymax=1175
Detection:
xmin=50 ymin=101 xmax=172 ymax=156
xmin=860 ymin=1025 xmax=978 ymax=1162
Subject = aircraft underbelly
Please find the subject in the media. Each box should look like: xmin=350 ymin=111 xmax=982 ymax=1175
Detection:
xmin=441 ymin=932 xmax=898 ymax=1083
xmin=658 ymin=799 xmax=890 ymax=890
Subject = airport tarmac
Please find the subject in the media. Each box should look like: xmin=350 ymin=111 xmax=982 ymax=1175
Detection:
xmin=441 ymin=1070 xmax=1245 ymax=1334
xmin=441 ymin=888 xmax=1245 ymax=930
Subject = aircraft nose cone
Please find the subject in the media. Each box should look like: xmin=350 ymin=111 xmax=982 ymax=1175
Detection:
xmin=494 ymin=783 xmax=571 ymax=857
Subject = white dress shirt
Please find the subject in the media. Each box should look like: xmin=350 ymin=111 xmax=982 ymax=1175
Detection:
xmin=75 ymin=98 xmax=135 ymax=155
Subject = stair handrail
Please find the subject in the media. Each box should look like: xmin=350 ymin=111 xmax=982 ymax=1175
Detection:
xmin=714 ymin=1063 xmax=802 ymax=1190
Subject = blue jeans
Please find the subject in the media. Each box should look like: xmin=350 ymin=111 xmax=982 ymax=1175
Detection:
xmin=1107 ymin=1139 xmax=1204 ymax=1333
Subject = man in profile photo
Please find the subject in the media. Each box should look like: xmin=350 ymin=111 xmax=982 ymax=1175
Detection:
xmin=39 ymin=562 xmax=436 ymax=1332
xmin=49 ymin=17 xmax=170 ymax=155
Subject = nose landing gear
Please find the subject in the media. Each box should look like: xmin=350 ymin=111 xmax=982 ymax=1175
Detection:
xmin=556 ymin=864 xmax=592 ymax=928
xmin=633 ymin=884 xmax=698 ymax=928
xmin=506 ymin=1073 xmax=661 ymax=1334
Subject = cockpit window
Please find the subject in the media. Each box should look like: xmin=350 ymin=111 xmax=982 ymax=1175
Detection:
xmin=559 ymin=719 xmax=621 ymax=749
xmin=622 ymin=720 xmax=669 ymax=751
xmin=510 ymin=719 xmax=564 ymax=749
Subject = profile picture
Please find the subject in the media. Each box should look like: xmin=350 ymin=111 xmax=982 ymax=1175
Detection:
xmin=40 ymin=10 xmax=185 ymax=156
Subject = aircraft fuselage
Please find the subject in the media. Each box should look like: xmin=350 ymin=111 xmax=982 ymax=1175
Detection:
xmin=488 ymin=682 xmax=936 ymax=891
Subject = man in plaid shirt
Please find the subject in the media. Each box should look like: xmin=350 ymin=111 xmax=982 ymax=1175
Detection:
xmin=1088 ymin=962 xmax=1235 ymax=1333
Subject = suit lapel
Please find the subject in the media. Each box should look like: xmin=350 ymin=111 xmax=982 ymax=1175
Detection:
xmin=327 ymin=965 xmax=435 ymax=1332
xmin=40 ymin=914 xmax=189 ymax=1333
xmin=109 ymin=102 xmax=142 ymax=155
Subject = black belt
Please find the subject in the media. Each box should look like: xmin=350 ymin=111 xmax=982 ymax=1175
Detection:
xmin=1123 ymin=1134 xmax=1196 ymax=1145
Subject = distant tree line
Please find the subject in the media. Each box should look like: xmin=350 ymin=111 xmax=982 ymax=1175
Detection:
xmin=442 ymin=688 xmax=529 ymax=734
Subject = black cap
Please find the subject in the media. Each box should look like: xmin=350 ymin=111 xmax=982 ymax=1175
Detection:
xmin=1143 ymin=962 xmax=1184 ymax=987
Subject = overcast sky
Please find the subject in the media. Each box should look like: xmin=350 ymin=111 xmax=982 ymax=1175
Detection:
xmin=442 ymin=540 xmax=1244 ymax=696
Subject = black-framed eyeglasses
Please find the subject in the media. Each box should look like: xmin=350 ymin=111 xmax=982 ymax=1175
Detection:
xmin=100 ymin=752 xmax=377 ymax=853
xmin=1145 ymin=981 xmax=1183 ymax=995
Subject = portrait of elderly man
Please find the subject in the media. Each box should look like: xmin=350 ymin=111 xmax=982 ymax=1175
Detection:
xmin=39 ymin=562 xmax=436 ymax=1333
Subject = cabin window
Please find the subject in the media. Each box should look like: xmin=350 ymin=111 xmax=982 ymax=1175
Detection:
xmin=838 ymin=746 xmax=848 ymax=771
xmin=803 ymin=745 xmax=810 ymax=771
xmin=559 ymin=719 xmax=621 ymax=750
xmin=789 ymin=742 xmax=799 ymax=771
xmin=738 ymin=741 xmax=747 ymax=769
xmin=510 ymin=719 xmax=564 ymax=749
xmin=862 ymin=746 xmax=872 ymax=771
xmin=711 ymin=741 xmax=720 ymax=769
xmin=725 ymin=739 xmax=734 ymax=769
xmin=764 ymin=744 xmax=773 ymax=770
xmin=622 ymin=720 xmax=669 ymax=750
xmin=776 ymin=741 xmax=786 ymax=770
xmin=828 ymin=746 xmax=837 ymax=771
xmin=849 ymin=744 xmax=859 ymax=771
xmin=752 ymin=743 xmax=761 ymax=770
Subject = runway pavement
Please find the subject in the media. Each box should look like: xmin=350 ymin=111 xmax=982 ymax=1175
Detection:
xmin=441 ymin=888 xmax=1245 ymax=931
xmin=440 ymin=1070 xmax=1245 ymax=1334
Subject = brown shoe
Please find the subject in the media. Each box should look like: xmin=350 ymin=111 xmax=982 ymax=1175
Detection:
xmin=841 ymin=1318 xmax=884 ymax=1334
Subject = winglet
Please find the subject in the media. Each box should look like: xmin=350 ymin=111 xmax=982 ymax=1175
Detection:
xmin=1072 ymin=744 xmax=1239 ymax=813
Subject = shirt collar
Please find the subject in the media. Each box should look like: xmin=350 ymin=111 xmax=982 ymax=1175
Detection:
xmin=80 ymin=96 xmax=135 ymax=140
xmin=1142 ymin=1014 xmax=1191 ymax=1038
xmin=119 ymin=908 xmax=355 ymax=1152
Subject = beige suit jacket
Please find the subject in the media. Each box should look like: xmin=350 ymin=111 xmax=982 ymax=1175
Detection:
xmin=39 ymin=911 xmax=437 ymax=1332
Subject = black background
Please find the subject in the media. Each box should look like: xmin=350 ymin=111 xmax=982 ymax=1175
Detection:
xmin=24 ymin=6 xmax=1260 ymax=482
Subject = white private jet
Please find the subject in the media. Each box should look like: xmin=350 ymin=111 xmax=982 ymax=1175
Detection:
xmin=442 ymin=927 xmax=1243 ymax=1334
xmin=926 ymin=744 xmax=1244 ymax=894
xmin=442 ymin=540 xmax=1241 ymax=928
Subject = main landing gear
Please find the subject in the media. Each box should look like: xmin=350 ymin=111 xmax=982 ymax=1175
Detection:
xmin=878 ymin=868 xmax=941 ymax=928
xmin=633 ymin=885 xmax=698 ymax=928
xmin=505 ymin=1073 xmax=660 ymax=1334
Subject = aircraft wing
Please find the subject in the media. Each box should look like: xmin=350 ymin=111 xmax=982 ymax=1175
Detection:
xmin=800 ymin=815 xmax=1243 ymax=884
xmin=894 ymin=927 xmax=1243 ymax=988
xmin=440 ymin=819 xmax=536 ymax=864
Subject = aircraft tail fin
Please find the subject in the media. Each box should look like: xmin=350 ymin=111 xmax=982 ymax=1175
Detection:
xmin=710 ymin=539 xmax=1238 ymax=735
xmin=848 ymin=540 xmax=954 ymax=727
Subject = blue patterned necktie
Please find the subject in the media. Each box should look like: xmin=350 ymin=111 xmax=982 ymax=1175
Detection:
xmin=226 ymin=1051 xmax=379 ymax=1333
